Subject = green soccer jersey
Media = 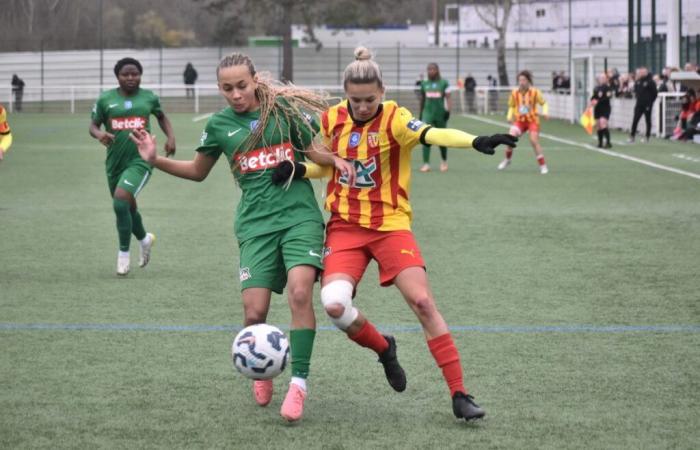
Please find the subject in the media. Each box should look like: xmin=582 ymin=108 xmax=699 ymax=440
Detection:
xmin=91 ymin=88 xmax=162 ymax=177
xmin=196 ymin=101 xmax=324 ymax=242
xmin=420 ymin=78 xmax=449 ymax=118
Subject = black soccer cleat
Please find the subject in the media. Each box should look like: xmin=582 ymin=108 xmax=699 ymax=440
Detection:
xmin=452 ymin=392 xmax=486 ymax=421
xmin=377 ymin=335 xmax=407 ymax=392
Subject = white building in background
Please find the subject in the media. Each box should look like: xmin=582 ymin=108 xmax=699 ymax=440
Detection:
xmin=432 ymin=0 xmax=700 ymax=49
xmin=291 ymin=24 xmax=428 ymax=48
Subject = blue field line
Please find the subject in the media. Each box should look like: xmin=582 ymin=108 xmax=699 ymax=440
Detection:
xmin=0 ymin=322 xmax=699 ymax=334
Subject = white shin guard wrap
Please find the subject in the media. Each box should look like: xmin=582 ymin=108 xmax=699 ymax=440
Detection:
xmin=320 ymin=280 xmax=358 ymax=330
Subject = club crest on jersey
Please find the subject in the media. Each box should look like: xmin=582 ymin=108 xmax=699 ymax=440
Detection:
xmin=339 ymin=157 xmax=377 ymax=188
xmin=250 ymin=120 xmax=259 ymax=131
xmin=368 ymin=132 xmax=379 ymax=148
xmin=349 ymin=132 xmax=361 ymax=148
xmin=239 ymin=267 xmax=251 ymax=282
xmin=124 ymin=100 xmax=133 ymax=110
xmin=407 ymin=119 xmax=424 ymax=131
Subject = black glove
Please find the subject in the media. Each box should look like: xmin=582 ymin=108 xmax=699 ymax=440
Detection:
xmin=472 ymin=134 xmax=518 ymax=155
xmin=444 ymin=110 xmax=450 ymax=122
xmin=271 ymin=160 xmax=306 ymax=185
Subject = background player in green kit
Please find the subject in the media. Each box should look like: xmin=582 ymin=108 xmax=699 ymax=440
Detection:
xmin=129 ymin=53 xmax=353 ymax=423
xmin=89 ymin=57 xmax=176 ymax=276
xmin=419 ymin=63 xmax=451 ymax=172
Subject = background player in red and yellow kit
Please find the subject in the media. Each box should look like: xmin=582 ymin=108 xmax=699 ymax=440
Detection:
xmin=0 ymin=104 xmax=13 ymax=162
xmin=277 ymin=47 xmax=516 ymax=422
xmin=498 ymin=70 xmax=549 ymax=174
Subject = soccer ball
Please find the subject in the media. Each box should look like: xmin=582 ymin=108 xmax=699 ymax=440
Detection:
xmin=231 ymin=324 xmax=289 ymax=380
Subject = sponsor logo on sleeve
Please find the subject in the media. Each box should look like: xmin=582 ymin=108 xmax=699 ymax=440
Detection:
xmin=200 ymin=131 xmax=208 ymax=146
xmin=110 ymin=116 xmax=147 ymax=130
xmin=407 ymin=119 xmax=424 ymax=131
xmin=239 ymin=267 xmax=251 ymax=281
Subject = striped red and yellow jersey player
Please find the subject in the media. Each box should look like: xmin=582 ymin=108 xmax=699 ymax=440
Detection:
xmin=0 ymin=104 xmax=13 ymax=162
xmin=507 ymin=83 xmax=549 ymax=133
xmin=321 ymin=99 xmax=429 ymax=232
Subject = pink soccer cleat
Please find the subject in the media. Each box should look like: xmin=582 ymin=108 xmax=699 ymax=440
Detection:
xmin=253 ymin=380 xmax=273 ymax=407
xmin=280 ymin=383 xmax=307 ymax=422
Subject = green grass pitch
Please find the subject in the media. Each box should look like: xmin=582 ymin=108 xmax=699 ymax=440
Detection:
xmin=1 ymin=111 xmax=699 ymax=449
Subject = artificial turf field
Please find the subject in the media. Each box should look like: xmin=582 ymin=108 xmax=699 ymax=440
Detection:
xmin=1 ymin=112 xmax=699 ymax=449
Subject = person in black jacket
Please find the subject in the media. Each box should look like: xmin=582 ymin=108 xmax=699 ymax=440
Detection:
xmin=628 ymin=67 xmax=657 ymax=143
xmin=464 ymin=73 xmax=476 ymax=113
xmin=590 ymin=73 xmax=613 ymax=148
xmin=183 ymin=63 xmax=198 ymax=99
xmin=11 ymin=74 xmax=24 ymax=112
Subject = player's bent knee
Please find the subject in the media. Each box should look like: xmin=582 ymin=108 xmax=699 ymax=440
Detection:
xmin=410 ymin=294 xmax=436 ymax=317
xmin=509 ymin=126 xmax=522 ymax=137
xmin=320 ymin=280 xmax=358 ymax=330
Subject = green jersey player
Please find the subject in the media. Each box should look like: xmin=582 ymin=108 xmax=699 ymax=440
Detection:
xmin=89 ymin=57 xmax=176 ymax=276
xmin=129 ymin=53 xmax=353 ymax=423
xmin=419 ymin=63 xmax=451 ymax=172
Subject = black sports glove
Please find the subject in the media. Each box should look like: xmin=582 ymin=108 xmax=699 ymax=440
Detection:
xmin=444 ymin=110 xmax=450 ymax=122
xmin=472 ymin=134 xmax=518 ymax=155
xmin=271 ymin=160 xmax=306 ymax=185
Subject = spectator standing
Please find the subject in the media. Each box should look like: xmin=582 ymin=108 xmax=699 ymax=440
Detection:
xmin=11 ymin=74 xmax=24 ymax=112
xmin=628 ymin=67 xmax=658 ymax=143
xmin=183 ymin=63 xmax=198 ymax=99
xmin=464 ymin=73 xmax=476 ymax=113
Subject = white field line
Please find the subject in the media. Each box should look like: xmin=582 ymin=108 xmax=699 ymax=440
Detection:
xmin=465 ymin=114 xmax=700 ymax=181
xmin=192 ymin=112 xmax=214 ymax=122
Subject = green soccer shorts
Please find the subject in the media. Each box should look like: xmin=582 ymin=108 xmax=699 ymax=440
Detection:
xmin=108 ymin=163 xmax=152 ymax=197
xmin=238 ymin=220 xmax=325 ymax=294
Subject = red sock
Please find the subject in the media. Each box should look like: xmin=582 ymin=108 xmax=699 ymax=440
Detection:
xmin=427 ymin=333 xmax=466 ymax=396
xmin=505 ymin=148 xmax=513 ymax=159
xmin=349 ymin=320 xmax=389 ymax=355
xmin=537 ymin=154 xmax=546 ymax=166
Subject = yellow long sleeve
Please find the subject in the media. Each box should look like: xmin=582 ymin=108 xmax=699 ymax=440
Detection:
xmin=507 ymin=107 xmax=515 ymax=121
xmin=423 ymin=127 xmax=477 ymax=149
xmin=301 ymin=162 xmax=334 ymax=179
xmin=0 ymin=132 xmax=12 ymax=152
xmin=538 ymin=91 xmax=549 ymax=116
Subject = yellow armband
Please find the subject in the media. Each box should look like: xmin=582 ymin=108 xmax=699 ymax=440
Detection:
xmin=423 ymin=127 xmax=477 ymax=149
xmin=301 ymin=162 xmax=334 ymax=179
xmin=0 ymin=132 xmax=12 ymax=152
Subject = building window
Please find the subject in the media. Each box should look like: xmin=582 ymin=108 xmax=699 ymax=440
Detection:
xmin=536 ymin=9 xmax=546 ymax=18
xmin=589 ymin=36 xmax=603 ymax=45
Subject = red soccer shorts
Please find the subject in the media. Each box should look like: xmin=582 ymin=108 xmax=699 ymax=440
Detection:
xmin=323 ymin=219 xmax=426 ymax=286
xmin=510 ymin=120 xmax=540 ymax=135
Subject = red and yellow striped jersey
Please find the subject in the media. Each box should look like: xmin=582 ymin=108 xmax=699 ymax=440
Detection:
xmin=0 ymin=105 xmax=9 ymax=134
xmin=508 ymin=87 xmax=548 ymax=123
xmin=321 ymin=100 xmax=430 ymax=231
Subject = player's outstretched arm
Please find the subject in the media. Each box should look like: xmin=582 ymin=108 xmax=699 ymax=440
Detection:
xmin=155 ymin=112 xmax=176 ymax=157
xmin=129 ymin=129 xmax=216 ymax=181
xmin=271 ymin=142 xmax=355 ymax=186
xmin=423 ymin=128 xmax=518 ymax=155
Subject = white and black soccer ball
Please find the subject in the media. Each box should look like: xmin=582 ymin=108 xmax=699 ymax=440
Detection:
xmin=231 ymin=324 xmax=289 ymax=380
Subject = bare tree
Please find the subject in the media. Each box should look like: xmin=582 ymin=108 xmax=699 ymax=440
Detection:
xmin=473 ymin=0 xmax=514 ymax=86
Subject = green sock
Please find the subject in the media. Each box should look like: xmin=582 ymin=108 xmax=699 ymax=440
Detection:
xmin=439 ymin=146 xmax=447 ymax=161
xmin=131 ymin=208 xmax=146 ymax=241
xmin=113 ymin=198 xmax=132 ymax=252
xmin=289 ymin=328 xmax=316 ymax=379
xmin=422 ymin=145 xmax=431 ymax=164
